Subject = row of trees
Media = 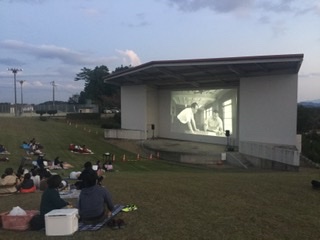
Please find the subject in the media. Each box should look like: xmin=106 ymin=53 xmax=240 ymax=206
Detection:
xmin=297 ymin=105 xmax=320 ymax=163
xmin=70 ymin=65 xmax=130 ymax=110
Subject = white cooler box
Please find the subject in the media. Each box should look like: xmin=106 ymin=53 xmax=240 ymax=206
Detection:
xmin=45 ymin=208 xmax=79 ymax=236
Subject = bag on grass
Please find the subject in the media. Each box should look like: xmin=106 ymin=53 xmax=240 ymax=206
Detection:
xmin=9 ymin=206 xmax=27 ymax=216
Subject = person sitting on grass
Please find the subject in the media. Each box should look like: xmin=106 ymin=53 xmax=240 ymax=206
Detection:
xmin=78 ymin=171 xmax=114 ymax=224
xmin=0 ymin=167 xmax=20 ymax=194
xmin=32 ymin=175 xmax=71 ymax=229
xmin=30 ymin=168 xmax=41 ymax=189
xmin=54 ymin=156 xmax=64 ymax=169
xmin=75 ymin=161 xmax=103 ymax=189
xmin=19 ymin=172 xmax=36 ymax=193
xmin=0 ymin=144 xmax=10 ymax=154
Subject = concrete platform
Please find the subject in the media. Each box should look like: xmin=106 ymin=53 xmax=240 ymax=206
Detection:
xmin=141 ymin=138 xmax=229 ymax=166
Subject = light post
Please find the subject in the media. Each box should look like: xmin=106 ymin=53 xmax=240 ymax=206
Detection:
xmin=19 ymin=80 xmax=26 ymax=114
xmin=50 ymin=81 xmax=56 ymax=107
xmin=8 ymin=68 xmax=22 ymax=117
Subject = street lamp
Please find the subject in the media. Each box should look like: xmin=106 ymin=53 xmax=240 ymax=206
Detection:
xmin=50 ymin=81 xmax=56 ymax=107
xmin=19 ymin=80 xmax=26 ymax=114
xmin=8 ymin=68 xmax=22 ymax=117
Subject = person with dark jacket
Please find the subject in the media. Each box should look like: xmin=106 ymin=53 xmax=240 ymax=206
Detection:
xmin=78 ymin=171 xmax=114 ymax=224
xmin=32 ymin=175 xmax=70 ymax=230
xmin=75 ymin=161 xmax=103 ymax=189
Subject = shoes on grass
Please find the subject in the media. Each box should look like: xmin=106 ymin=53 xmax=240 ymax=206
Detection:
xmin=108 ymin=219 xmax=125 ymax=230
xmin=117 ymin=219 xmax=125 ymax=229
xmin=108 ymin=219 xmax=119 ymax=230
xmin=122 ymin=204 xmax=138 ymax=212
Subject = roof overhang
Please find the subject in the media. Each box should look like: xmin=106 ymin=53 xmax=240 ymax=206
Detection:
xmin=104 ymin=54 xmax=304 ymax=89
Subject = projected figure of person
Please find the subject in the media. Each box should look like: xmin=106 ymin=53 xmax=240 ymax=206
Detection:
xmin=177 ymin=102 xmax=200 ymax=133
xmin=204 ymin=110 xmax=224 ymax=136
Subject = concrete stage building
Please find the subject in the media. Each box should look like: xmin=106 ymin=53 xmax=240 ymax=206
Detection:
xmin=104 ymin=54 xmax=304 ymax=170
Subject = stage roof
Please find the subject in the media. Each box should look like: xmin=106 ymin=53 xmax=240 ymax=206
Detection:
xmin=104 ymin=54 xmax=304 ymax=89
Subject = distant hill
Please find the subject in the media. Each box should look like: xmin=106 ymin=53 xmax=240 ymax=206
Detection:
xmin=299 ymin=99 xmax=320 ymax=108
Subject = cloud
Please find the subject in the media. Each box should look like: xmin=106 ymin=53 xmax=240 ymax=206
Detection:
xmin=31 ymin=81 xmax=44 ymax=87
xmin=116 ymin=49 xmax=142 ymax=67
xmin=0 ymin=57 xmax=25 ymax=66
xmin=123 ymin=12 xmax=149 ymax=28
xmin=257 ymin=0 xmax=295 ymax=13
xmin=4 ymin=0 xmax=45 ymax=3
xmin=166 ymin=0 xmax=320 ymax=17
xmin=166 ymin=0 xmax=254 ymax=13
xmin=271 ymin=20 xmax=287 ymax=37
xmin=80 ymin=7 xmax=103 ymax=17
xmin=0 ymin=40 xmax=117 ymax=66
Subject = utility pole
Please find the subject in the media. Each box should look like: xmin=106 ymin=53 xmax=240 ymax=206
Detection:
xmin=8 ymin=68 xmax=22 ymax=117
xmin=19 ymin=80 xmax=26 ymax=115
xmin=50 ymin=81 xmax=56 ymax=107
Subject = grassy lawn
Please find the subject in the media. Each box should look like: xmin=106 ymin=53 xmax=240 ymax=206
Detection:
xmin=0 ymin=117 xmax=320 ymax=239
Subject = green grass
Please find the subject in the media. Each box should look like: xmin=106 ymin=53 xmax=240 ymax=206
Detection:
xmin=1 ymin=117 xmax=320 ymax=239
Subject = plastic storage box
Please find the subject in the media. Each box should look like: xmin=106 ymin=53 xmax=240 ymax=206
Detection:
xmin=45 ymin=208 xmax=78 ymax=236
xmin=0 ymin=210 xmax=39 ymax=231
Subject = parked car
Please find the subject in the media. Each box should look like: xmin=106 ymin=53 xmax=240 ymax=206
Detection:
xmin=103 ymin=109 xmax=113 ymax=114
xmin=111 ymin=109 xmax=120 ymax=113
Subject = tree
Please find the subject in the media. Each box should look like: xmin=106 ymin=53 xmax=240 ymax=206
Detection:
xmin=297 ymin=105 xmax=320 ymax=133
xmin=75 ymin=66 xmax=120 ymax=108
xmin=74 ymin=65 xmax=131 ymax=109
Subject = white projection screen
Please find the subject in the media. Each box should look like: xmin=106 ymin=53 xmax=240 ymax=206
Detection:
xmin=170 ymin=89 xmax=237 ymax=138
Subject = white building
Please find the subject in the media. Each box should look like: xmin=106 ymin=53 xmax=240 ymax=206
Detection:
xmin=104 ymin=54 xmax=304 ymax=169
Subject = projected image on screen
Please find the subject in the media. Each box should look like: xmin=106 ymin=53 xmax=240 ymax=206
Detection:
xmin=171 ymin=89 xmax=237 ymax=137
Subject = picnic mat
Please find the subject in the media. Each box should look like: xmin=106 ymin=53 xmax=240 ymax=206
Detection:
xmin=78 ymin=204 xmax=124 ymax=231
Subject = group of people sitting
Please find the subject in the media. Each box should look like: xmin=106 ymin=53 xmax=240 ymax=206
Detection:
xmin=69 ymin=144 xmax=93 ymax=154
xmin=0 ymin=144 xmax=10 ymax=155
xmin=21 ymin=138 xmax=44 ymax=156
xmin=29 ymin=160 xmax=115 ymax=230
xmin=0 ymin=162 xmax=54 ymax=194
xmin=35 ymin=155 xmax=71 ymax=170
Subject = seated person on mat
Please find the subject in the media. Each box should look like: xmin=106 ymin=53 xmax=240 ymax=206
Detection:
xmin=0 ymin=167 xmax=20 ymax=194
xmin=30 ymin=175 xmax=71 ymax=230
xmin=75 ymin=161 xmax=103 ymax=189
xmin=18 ymin=173 xmax=36 ymax=193
xmin=78 ymin=172 xmax=114 ymax=224
xmin=39 ymin=175 xmax=71 ymax=221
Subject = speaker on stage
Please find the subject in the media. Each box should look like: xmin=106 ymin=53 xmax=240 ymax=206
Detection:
xmin=225 ymin=130 xmax=230 ymax=137
xmin=151 ymin=124 xmax=155 ymax=130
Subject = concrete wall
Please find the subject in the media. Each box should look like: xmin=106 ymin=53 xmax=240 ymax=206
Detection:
xmin=121 ymin=85 xmax=147 ymax=132
xmin=239 ymin=74 xmax=298 ymax=146
xmin=146 ymin=86 xmax=159 ymax=139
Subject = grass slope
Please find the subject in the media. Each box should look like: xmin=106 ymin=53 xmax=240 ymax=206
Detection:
xmin=0 ymin=117 xmax=320 ymax=240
